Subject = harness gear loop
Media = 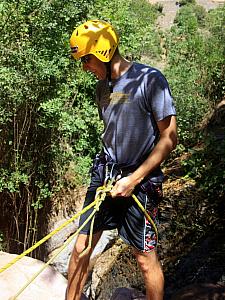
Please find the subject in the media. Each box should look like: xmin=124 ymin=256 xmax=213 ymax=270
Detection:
xmin=104 ymin=162 xmax=122 ymax=186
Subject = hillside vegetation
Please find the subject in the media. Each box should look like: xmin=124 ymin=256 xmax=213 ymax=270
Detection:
xmin=0 ymin=0 xmax=224 ymax=255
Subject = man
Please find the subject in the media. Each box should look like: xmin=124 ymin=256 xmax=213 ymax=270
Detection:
xmin=67 ymin=20 xmax=177 ymax=300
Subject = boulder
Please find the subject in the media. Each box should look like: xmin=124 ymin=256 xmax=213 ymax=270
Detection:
xmin=87 ymin=239 xmax=144 ymax=300
xmin=0 ymin=251 xmax=67 ymax=300
xmin=45 ymin=187 xmax=86 ymax=276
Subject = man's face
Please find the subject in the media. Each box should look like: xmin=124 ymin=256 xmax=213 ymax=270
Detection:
xmin=81 ymin=54 xmax=107 ymax=80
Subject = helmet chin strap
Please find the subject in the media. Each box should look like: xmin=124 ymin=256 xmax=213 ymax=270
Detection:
xmin=105 ymin=62 xmax=113 ymax=93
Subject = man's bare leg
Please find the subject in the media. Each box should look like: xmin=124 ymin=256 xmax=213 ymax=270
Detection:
xmin=67 ymin=231 xmax=102 ymax=300
xmin=134 ymin=249 xmax=164 ymax=300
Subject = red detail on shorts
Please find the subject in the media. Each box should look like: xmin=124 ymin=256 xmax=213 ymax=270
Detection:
xmin=144 ymin=208 xmax=158 ymax=252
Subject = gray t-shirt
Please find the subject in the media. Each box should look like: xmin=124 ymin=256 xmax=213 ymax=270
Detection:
xmin=96 ymin=62 xmax=176 ymax=182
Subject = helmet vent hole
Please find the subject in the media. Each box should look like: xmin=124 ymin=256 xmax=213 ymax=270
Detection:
xmin=76 ymin=30 xmax=78 ymax=36
xmin=84 ymin=25 xmax=88 ymax=29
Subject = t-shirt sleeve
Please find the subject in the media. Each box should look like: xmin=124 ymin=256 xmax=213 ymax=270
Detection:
xmin=146 ymin=72 xmax=176 ymax=122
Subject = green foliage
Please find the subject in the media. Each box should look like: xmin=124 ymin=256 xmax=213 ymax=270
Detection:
xmin=194 ymin=5 xmax=207 ymax=27
xmin=164 ymin=33 xmax=209 ymax=144
xmin=174 ymin=6 xmax=199 ymax=33
xmin=174 ymin=4 xmax=207 ymax=28
xmin=0 ymin=231 xmax=5 ymax=251
xmin=164 ymin=4 xmax=224 ymax=207
xmin=203 ymin=7 xmax=225 ymax=102
xmin=164 ymin=4 xmax=224 ymax=146
xmin=0 ymin=0 xmax=96 ymax=250
xmin=88 ymin=0 xmax=162 ymax=60
xmin=182 ymin=137 xmax=225 ymax=199
xmin=177 ymin=0 xmax=196 ymax=7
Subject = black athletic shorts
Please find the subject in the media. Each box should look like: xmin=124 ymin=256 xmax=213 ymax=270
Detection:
xmin=79 ymin=163 xmax=162 ymax=252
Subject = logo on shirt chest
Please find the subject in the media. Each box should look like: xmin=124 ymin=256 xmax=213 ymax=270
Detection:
xmin=110 ymin=92 xmax=130 ymax=104
xmin=101 ymin=91 xmax=131 ymax=107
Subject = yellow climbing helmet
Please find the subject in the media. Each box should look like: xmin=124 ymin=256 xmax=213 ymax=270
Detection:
xmin=70 ymin=20 xmax=119 ymax=62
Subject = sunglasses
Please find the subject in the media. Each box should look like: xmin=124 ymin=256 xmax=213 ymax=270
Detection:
xmin=80 ymin=55 xmax=91 ymax=64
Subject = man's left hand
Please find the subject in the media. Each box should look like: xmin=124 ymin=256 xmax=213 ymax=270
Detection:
xmin=110 ymin=176 xmax=135 ymax=198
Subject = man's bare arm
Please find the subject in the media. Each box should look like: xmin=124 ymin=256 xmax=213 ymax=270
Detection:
xmin=110 ymin=115 xmax=177 ymax=197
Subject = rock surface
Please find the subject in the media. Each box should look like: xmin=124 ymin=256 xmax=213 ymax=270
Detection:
xmin=45 ymin=187 xmax=86 ymax=276
xmin=85 ymin=239 xmax=144 ymax=300
xmin=45 ymin=187 xmax=117 ymax=277
xmin=0 ymin=251 xmax=67 ymax=300
xmin=164 ymin=231 xmax=225 ymax=299
xmin=148 ymin=0 xmax=224 ymax=31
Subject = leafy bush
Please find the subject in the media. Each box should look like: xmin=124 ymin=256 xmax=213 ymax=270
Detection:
xmin=165 ymin=4 xmax=224 ymax=208
xmin=164 ymin=5 xmax=224 ymax=147
xmin=0 ymin=0 xmax=97 ymax=251
xmin=182 ymin=137 xmax=225 ymax=199
xmin=88 ymin=0 xmax=162 ymax=60
xmin=177 ymin=0 xmax=196 ymax=7
xmin=195 ymin=5 xmax=207 ymax=27
xmin=203 ymin=6 xmax=225 ymax=103
xmin=174 ymin=5 xmax=198 ymax=32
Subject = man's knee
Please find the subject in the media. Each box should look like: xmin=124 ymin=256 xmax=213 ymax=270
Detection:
xmin=72 ymin=234 xmax=91 ymax=258
xmin=71 ymin=232 xmax=102 ymax=259
xmin=134 ymin=249 xmax=159 ymax=273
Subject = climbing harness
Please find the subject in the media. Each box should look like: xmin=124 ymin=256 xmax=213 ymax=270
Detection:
xmin=0 ymin=174 xmax=157 ymax=299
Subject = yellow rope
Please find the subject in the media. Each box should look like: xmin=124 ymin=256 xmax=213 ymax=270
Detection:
xmin=10 ymin=183 xmax=112 ymax=300
xmin=0 ymin=196 xmax=99 ymax=274
xmin=10 ymin=208 xmax=98 ymax=300
xmin=2 ymin=179 xmax=158 ymax=299
xmin=131 ymin=194 xmax=158 ymax=243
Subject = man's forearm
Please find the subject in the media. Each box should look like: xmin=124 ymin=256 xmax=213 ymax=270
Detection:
xmin=110 ymin=116 xmax=177 ymax=198
xmin=130 ymin=133 xmax=177 ymax=186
